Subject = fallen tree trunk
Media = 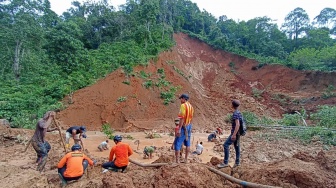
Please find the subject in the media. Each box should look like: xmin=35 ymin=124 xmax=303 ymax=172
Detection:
xmin=207 ymin=166 xmax=281 ymax=188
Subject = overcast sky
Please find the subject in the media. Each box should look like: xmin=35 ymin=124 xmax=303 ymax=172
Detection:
xmin=50 ymin=0 xmax=336 ymax=27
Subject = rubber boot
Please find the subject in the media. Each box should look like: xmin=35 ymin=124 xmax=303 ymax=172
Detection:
xmin=58 ymin=173 xmax=67 ymax=187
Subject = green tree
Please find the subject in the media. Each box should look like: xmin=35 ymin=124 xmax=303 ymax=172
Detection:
xmin=281 ymin=7 xmax=310 ymax=48
xmin=44 ymin=21 xmax=88 ymax=73
xmin=313 ymin=8 xmax=336 ymax=29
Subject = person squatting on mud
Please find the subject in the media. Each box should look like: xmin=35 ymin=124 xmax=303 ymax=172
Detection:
xmin=102 ymin=135 xmax=133 ymax=173
xmin=143 ymin=146 xmax=156 ymax=159
xmin=31 ymin=111 xmax=57 ymax=172
xmin=218 ymin=99 xmax=242 ymax=168
xmin=65 ymin=126 xmax=87 ymax=149
xmin=175 ymin=93 xmax=194 ymax=163
xmin=98 ymin=140 xmax=109 ymax=151
xmin=208 ymin=130 xmax=218 ymax=142
xmin=57 ymin=144 xmax=95 ymax=186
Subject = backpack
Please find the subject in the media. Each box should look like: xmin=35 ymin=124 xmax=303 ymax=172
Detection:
xmin=239 ymin=116 xmax=247 ymax=136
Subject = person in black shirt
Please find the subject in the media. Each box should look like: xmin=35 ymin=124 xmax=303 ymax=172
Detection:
xmin=65 ymin=126 xmax=87 ymax=149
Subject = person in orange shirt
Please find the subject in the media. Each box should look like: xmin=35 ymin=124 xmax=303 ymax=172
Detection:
xmin=57 ymin=144 xmax=95 ymax=186
xmin=102 ymin=135 xmax=133 ymax=173
xmin=175 ymin=93 xmax=194 ymax=163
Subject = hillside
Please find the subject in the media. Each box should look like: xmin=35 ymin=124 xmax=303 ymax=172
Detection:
xmin=58 ymin=33 xmax=336 ymax=131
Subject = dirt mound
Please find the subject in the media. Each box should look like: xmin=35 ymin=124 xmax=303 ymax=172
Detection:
xmin=238 ymin=151 xmax=336 ymax=188
xmin=152 ymin=163 xmax=227 ymax=188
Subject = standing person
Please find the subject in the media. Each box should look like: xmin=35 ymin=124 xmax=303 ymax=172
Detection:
xmin=175 ymin=93 xmax=194 ymax=163
xmin=171 ymin=118 xmax=180 ymax=150
xmin=218 ymin=99 xmax=242 ymax=168
xmin=102 ymin=135 xmax=133 ymax=173
xmin=57 ymin=144 xmax=95 ymax=186
xmin=193 ymin=141 xmax=203 ymax=155
xmin=31 ymin=111 xmax=57 ymax=172
xmin=65 ymin=126 xmax=87 ymax=150
xmin=98 ymin=140 xmax=109 ymax=151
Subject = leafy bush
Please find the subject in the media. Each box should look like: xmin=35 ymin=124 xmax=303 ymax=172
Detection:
xmin=143 ymin=80 xmax=153 ymax=89
xmin=160 ymin=86 xmax=180 ymax=105
xmin=290 ymin=127 xmax=335 ymax=146
xmin=311 ymin=105 xmax=336 ymax=128
xmin=279 ymin=113 xmax=302 ymax=126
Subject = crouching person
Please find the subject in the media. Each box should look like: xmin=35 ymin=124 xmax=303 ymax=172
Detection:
xmin=102 ymin=135 xmax=133 ymax=173
xmin=143 ymin=146 xmax=156 ymax=159
xmin=57 ymin=144 xmax=95 ymax=186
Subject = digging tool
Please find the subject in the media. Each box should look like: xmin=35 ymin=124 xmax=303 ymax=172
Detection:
xmin=23 ymin=137 xmax=32 ymax=152
xmin=53 ymin=119 xmax=67 ymax=152
xmin=134 ymin=140 xmax=140 ymax=150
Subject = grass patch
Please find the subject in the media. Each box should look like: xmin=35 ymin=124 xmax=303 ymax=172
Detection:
xmin=102 ymin=123 xmax=115 ymax=139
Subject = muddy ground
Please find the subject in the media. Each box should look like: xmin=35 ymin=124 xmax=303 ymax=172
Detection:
xmin=0 ymin=124 xmax=335 ymax=188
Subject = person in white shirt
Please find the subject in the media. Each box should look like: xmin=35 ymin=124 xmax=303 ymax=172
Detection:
xmin=98 ymin=140 xmax=109 ymax=151
xmin=193 ymin=141 xmax=203 ymax=155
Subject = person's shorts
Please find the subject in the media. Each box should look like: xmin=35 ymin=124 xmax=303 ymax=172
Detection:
xmin=174 ymin=124 xmax=192 ymax=151
xmin=32 ymin=140 xmax=51 ymax=157
xmin=65 ymin=132 xmax=80 ymax=143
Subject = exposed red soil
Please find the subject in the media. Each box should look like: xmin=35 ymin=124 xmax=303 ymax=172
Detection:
xmin=57 ymin=33 xmax=335 ymax=131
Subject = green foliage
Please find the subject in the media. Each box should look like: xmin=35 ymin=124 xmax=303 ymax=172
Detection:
xmin=263 ymin=127 xmax=335 ymax=146
xmin=143 ymin=80 xmax=153 ymax=89
xmin=124 ymin=135 xmax=135 ymax=140
xmin=229 ymin=62 xmax=236 ymax=73
xmin=322 ymin=85 xmax=336 ymax=99
xmin=173 ymin=66 xmax=190 ymax=80
xmin=160 ymin=86 xmax=180 ymax=105
xmin=311 ymin=105 xmax=336 ymax=128
xmin=157 ymin=68 xmax=165 ymax=74
xmin=117 ymin=96 xmax=127 ymax=102
xmin=102 ymin=124 xmax=115 ymax=139
xmin=279 ymin=113 xmax=302 ymax=126
xmin=122 ymin=80 xmax=130 ymax=85
xmin=156 ymin=77 xmax=171 ymax=88
xmin=290 ymin=127 xmax=336 ymax=146
xmin=140 ymin=71 xmax=151 ymax=79
xmin=252 ymin=87 xmax=264 ymax=98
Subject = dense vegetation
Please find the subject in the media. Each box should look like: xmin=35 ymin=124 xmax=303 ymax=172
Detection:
xmin=0 ymin=0 xmax=335 ymax=128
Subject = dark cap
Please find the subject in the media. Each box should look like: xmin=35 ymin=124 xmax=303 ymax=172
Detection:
xmin=179 ymin=94 xmax=189 ymax=100
xmin=80 ymin=126 xmax=86 ymax=132
xmin=232 ymin=100 xmax=240 ymax=107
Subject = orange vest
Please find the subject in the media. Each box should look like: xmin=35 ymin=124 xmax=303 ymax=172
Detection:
xmin=109 ymin=142 xmax=133 ymax=167
xmin=57 ymin=151 xmax=93 ymax=177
